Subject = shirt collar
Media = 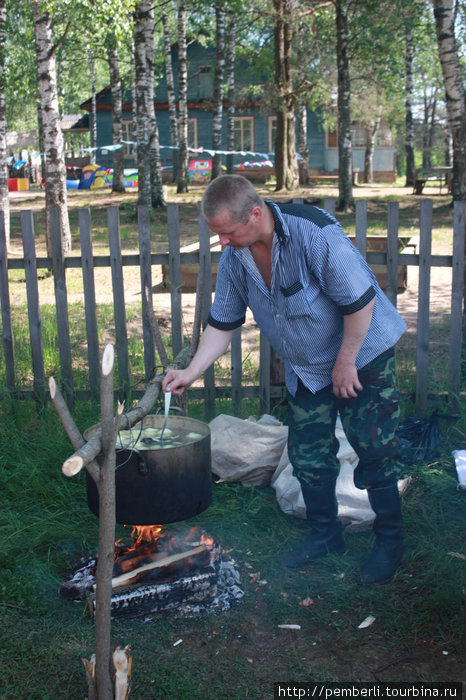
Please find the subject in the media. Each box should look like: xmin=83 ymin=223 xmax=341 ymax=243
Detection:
xmin=265 ymin=200 xmax=288 ymax=246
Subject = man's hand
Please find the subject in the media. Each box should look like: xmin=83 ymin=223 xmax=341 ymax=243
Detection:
xmin=332 ymin=356 xmax=363 ymax=399
xmin=162 ymin=368 xmax=193 ymax=396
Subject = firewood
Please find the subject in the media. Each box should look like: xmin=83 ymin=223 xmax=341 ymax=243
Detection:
xmin=82 ymin=654 xmax=96 ymax=700
xmin=108 ymin=544 xmax=208 ymax=590
xmin=113 ymin=646 xmax=132 ymax=700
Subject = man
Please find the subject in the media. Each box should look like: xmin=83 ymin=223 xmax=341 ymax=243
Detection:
xmin=162 ymin=174 xmax=407 ymax=585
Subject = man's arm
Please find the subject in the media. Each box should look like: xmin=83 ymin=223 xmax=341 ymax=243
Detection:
xmin=162 ymin=324 xmax=235 ymax=395
xmin=332 ymin=297 xmax=375 ymax=399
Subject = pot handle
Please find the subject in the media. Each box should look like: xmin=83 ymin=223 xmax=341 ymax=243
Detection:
xmin=115 ymin=447 xmax=149 ymax=476
xmin=154 ymin=405 xmax=185 ymax=417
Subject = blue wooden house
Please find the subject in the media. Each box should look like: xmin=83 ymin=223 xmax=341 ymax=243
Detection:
xmin=79 ymin=41 xmax=396 ymax=182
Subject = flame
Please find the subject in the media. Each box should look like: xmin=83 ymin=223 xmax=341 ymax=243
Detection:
xmin=130 ymin=524 xmax=164 ymax=547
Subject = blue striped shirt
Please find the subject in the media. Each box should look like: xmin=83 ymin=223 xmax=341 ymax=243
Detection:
xmin=208 ymin=201 xmax=407 ymax=395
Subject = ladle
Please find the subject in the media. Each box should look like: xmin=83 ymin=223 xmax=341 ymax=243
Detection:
xmin=141 ymin=390 xmax=172 ymax=445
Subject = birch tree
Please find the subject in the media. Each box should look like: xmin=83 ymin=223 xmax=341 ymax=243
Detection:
xmin=273 ymin=0 xmax=299 ymax=191
xmin=134 ymin=0 xmax=152 ymax=206
xmin=176 ymin=0 xmax=189 ymax=193
xmin=334 ymin=0 xmax=353 ymax=211
xmin=225 ymin=11 xmax=236 ymax=174
xmin=107 ymin=32 xmax=126 ymax=193
xmin=432 ymin=0 xmax=466 ymax=201
xmin=145 ymin=1 xmax=165 ymax=207
xmin=162 ymin=5 xmax=179 ymax=180
xmin=32 ymin=2 xmax=71 ymax=256
xmin=211 ymin=3 xmax=226 ymax=180
xmin=0 ymin=0 xmax=9 ymax=251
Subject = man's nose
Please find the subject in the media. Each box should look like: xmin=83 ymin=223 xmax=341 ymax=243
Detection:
xmin=218 ymin=234 xmax=230 ymax=246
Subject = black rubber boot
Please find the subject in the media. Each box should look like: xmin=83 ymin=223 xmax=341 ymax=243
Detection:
xmin=279 ymin=482 xmax=345 ymax=569
xmin=361 ymin=481 xmax=404 ymax=585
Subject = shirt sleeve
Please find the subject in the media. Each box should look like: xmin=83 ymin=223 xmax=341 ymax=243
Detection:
xmin=208 ymin=251 xmax=247 ymax=330
xmin=306 ymin=223 xmax=378 ymax=311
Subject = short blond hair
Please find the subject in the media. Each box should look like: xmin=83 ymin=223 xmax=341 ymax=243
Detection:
xmin=201 ymin=175 xmax=263 ymax=224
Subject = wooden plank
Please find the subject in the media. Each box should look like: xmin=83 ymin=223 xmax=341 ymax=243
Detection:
xmin=231 ymin=327 xmax=242 ymax=415
xmin=415 ymin=199 xmax=433 ymax=416
xmin=448 ymin=201 xmax=465 ymax=401
xmin=198 ymin=203 xmax=215 ymax=419
xmin=355 ymin=200 xmax=367 ymax=258
xmin=167 ymin=203 xmax=183 ymax=359
xmin=108 ymin=206 xmax=130 ymax=399
xmin=20 ymin=210 xmax=46 ymax=404
xmin=385 ymin=201 xmax=399 ymax=307
xmin=137 ymin=205 xmax=155 ymax=381
xmin=0 ymin=210 xmax=15 ymax=391
xmin=259 ymin=332 xmax=271 ymax=416
xmin=323 ymin=198 xmax=336 ymax=217
xmin=79 ymin=208 xmax=100 ymax=401
xmin=50 ymin=208 xmax=74 ymax=404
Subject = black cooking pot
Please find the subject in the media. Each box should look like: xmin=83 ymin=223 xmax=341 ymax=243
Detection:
xmin=84 ymin=415 xmax=211 ymax=525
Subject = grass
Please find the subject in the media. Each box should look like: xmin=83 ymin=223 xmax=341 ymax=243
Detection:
xmin=0 ymin=391 xmax=464 ymax=697
xmin=1 ymin=185 xmax=464 ymax=696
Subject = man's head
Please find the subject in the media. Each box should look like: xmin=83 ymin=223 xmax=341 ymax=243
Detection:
xmin=201 ymin=175 xmax=263 ymax=224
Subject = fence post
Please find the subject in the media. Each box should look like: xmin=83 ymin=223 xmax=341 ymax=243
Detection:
xmin=385 ymin=201 xmax=399 ymax=307
xmin=0 ymin=210 xmax=15 ymax=392
xmin=323 ymin=198 xmax=336 ymax=217
xmin=108 ymin=206 xmax=130 ymax=400
xmin=231 ymin=327 xmax=242 ymax=415
xmin=21 ymin=210 xmax=46 ymax=405
xmin=138 ymin=205 xmax=156 ymax=382
xmin=415 ymin=199 xmax=433 ymax=416
xmin=355 ymin=200 xmax=367 ymax=258
xmin=259 ymin=333 xmax=271 ymax=416
xmin=198 ymin=203 xmax=215 ymax=420
xmin=167 ymin=203 xmax=183 ymax=360
xmin=79 ymin=208 xmax=100 ymax=401
xmin=448 ymin=200 xmax=466 ymax=403
xmin=50 ymin=208 xmax=74 ymax=405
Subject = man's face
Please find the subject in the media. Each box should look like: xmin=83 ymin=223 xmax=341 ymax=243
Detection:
xmin=205 ymin=208 xmax=258 ymax=249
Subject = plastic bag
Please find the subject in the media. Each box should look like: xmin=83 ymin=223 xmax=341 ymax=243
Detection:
xmin=397 ymin=410 xmax=457 ymax=464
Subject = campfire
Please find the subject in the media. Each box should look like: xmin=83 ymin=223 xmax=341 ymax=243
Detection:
xmin=60 ymin=525 xmax=243 ymax=619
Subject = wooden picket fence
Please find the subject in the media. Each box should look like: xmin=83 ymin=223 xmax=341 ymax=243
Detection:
xmin=0 ymin=198 xmax=465 ymax=418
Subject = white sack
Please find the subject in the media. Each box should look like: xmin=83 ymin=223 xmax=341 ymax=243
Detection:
xmin=209 ymin=414 xmax=410 ymax=530
xmin=209 ymin=414 xmax=288 ymax=487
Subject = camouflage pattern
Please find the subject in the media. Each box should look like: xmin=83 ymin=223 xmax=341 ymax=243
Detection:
xmin=287 ymin=351 xmax=405 ymax=490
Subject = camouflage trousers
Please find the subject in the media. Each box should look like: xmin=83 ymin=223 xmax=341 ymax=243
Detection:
xmin=287 ymin=349 xmax=405 ymax=491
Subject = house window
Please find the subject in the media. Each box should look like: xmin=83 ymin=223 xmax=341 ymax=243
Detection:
xmin=234 ymin=117 xmax=254 ymax=151
xmin=268 ymin=116 xmax=276 ymax=154
xmin=122 ymin=120 xmax=136 ymax=156
xmin=327 ymin=127 xmax=337 ymax=148
xmin=188 ymin=118 xmax=198 ymax=149
xmin=351 ymin=122 xmax=366 ymax=147
xmin=198 ymin=65 xmax=213 ymax=99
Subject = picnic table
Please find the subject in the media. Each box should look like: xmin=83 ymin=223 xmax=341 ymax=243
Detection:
xmin=413 ymin=166 xmax=452 ymax=195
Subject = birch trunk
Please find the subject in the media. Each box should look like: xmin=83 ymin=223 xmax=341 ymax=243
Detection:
xmin=176 ymin=0 xmax=189 ymax=193
xmin=145 ymin=2 xmax=165 ymax=208
xmin=363 ymin=117 xmax=380 ymax=184
xmin=433 ymin=0 xmax=466 ymax=202
xmin=134 ymin=1 xmax=152 ymax=207
xmin=211 ymin=4 xmax=226 ymax=180
xmin=273 ymin=0 xmax=299 ymax=192
xmin=405 ymin=30 xmax=415 ymax=187
xmin=88 ymin=49 xmax=97 ymax=165
xmin=162 ymin=8 xmax=179 ymax=181
xmin=107 ymin=34 xmax=126 ymax=193
xmin=32 ymin=3 xmax=71 ymax=256
xmin=225 ymin=13 xmax=236 ymax=175
xmin=0 ymin=0 xmax=9 ymax=252
xmin=298 ymin=100 xmax=309 ymax=185
xmin=335 ymin=0 xmax=353 ymax=212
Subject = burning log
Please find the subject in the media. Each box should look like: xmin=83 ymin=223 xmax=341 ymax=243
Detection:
xmin=108 ymin=544 xmax=210 ymax=590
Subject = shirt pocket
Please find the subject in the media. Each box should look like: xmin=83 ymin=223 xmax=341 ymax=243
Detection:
xmin=281 ymin=282 xmax=311 ymax=319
